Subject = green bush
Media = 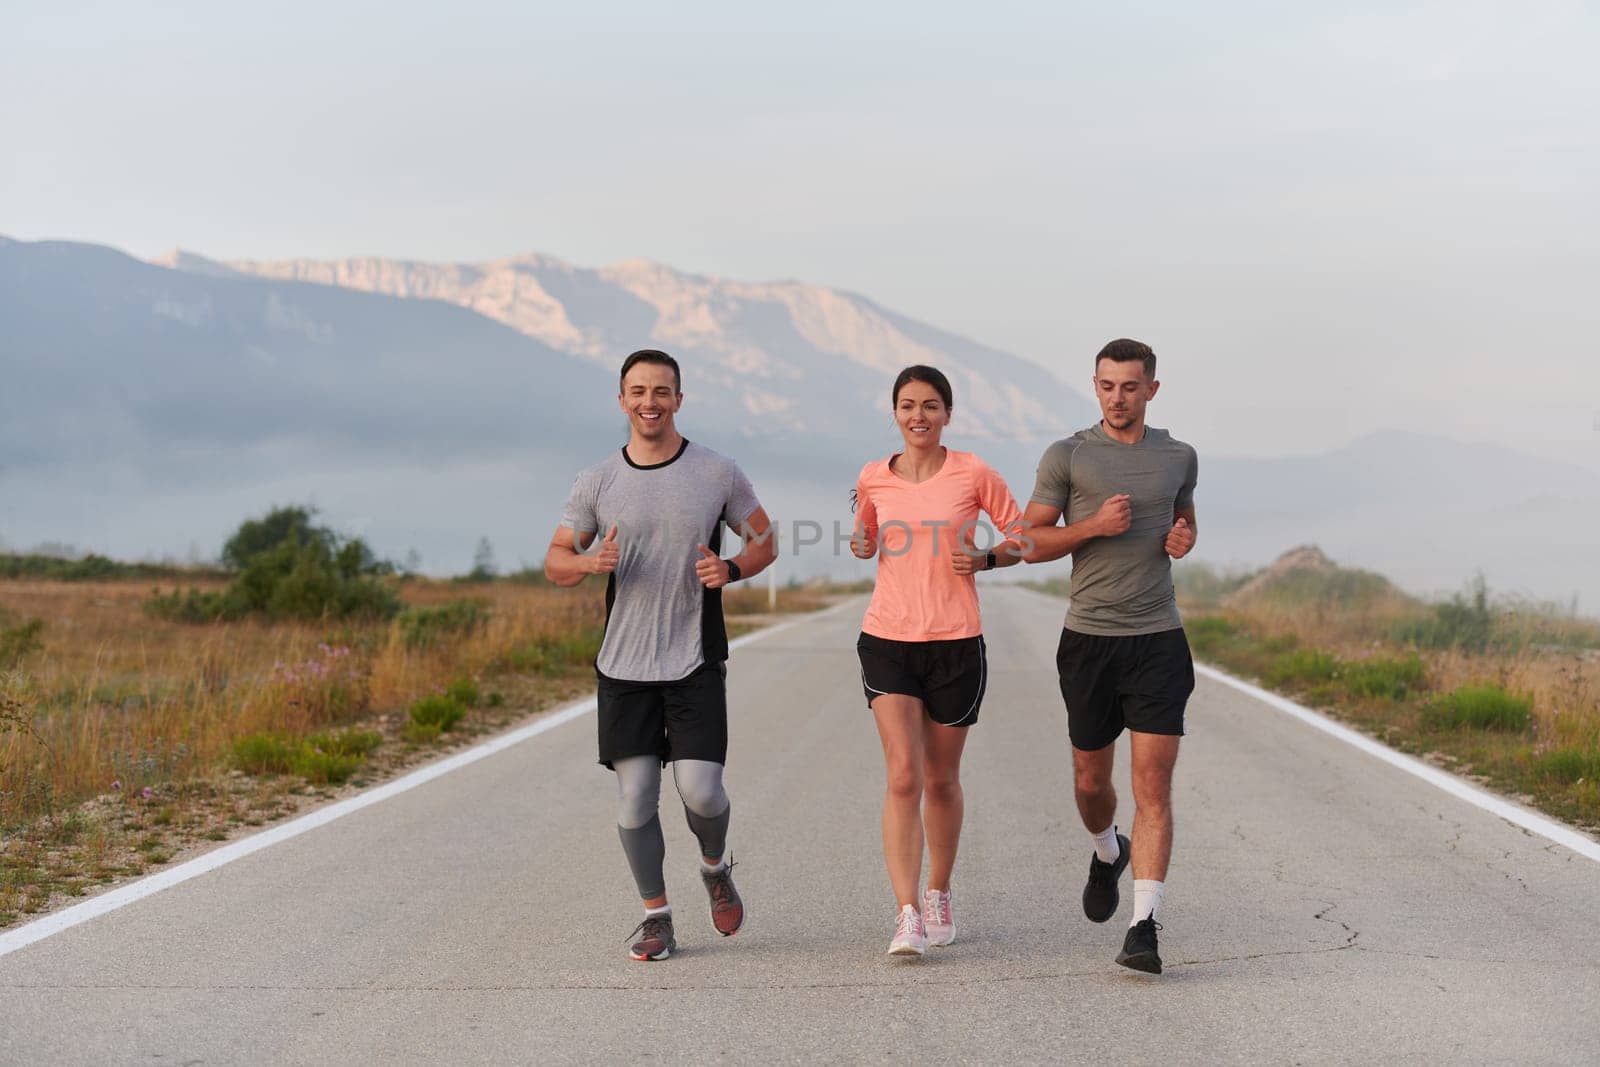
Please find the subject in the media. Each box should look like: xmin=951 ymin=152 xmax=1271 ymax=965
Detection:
xmin=307 ymin=728 xmax=383 ymax=759
xmin=146 ymin=506 xmax=397 ymax=625
xmin=222 ymin=506 xmax=324 ymax=571
xmin=409 ymin=693 xmax=466 ymax=733
xmin=1343 ymin=654 xmax=1427 ymax=701
xmin=1532 ymin=745 xmax=1600 ymax=784
xmin=147 ymin=537 xmax=399 ymax=624
xmin=493 ymin=628 xmax=603 ymax=673
xmin=404 ymin=721 xmax=443 ymax=744
xmin=399 ymin=600 xmax=489 ymax=650
xmin=1266 ymin=649 xmax=1341 ymax=687
xmin=0 ymin=619 xmax=44 ymax=668
xmin=1424 ymin=684 xmax=1532 ymax=732
xmin=289 ymin=748 xmax=363 ymax=785
xmin=234 ymin=729 xmax=377 ymax=782
xmin=1184 ymin=615 xmax=1237 ymax=657
xmin=444 ymin=678 xmax=482 ymax=707
xmin=233 ymin=733 xmax=296 ymax=775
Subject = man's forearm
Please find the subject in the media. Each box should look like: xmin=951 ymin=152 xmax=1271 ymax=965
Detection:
xmin=1024 ymin=520 xmax=1103 ymax=564
xmin=543 ymin=547 xmax=591 ymax=587
xmin=729 ymin=538 xmax=777 ymax=582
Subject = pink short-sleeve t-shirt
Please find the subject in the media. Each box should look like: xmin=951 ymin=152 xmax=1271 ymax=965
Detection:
xmin=854 ymin=449 xmax=1024 ymax=642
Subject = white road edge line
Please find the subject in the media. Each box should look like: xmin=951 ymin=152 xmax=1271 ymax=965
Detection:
xmin=1007 ymin=585 xmax=1600 ymax=863
xmin=1195 ymin=662 xmax=1600 ymax=863
xmin=0 ymin=600 xmax=856 ymax=960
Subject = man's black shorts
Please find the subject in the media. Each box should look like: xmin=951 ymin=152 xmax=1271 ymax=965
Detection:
xmin=1056 ymin=627 xmax=1194 ymax=751
xmin=857 ymin=631 xmax=988 ymax=728
xmin=596 ymin=661 xmax=728 ymax=769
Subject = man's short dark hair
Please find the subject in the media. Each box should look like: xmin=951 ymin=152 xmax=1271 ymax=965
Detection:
xmin=620 ymin=349 xmax=681 ymax=393
xmin=1095 ymin=338 xmax=1156 ymax=378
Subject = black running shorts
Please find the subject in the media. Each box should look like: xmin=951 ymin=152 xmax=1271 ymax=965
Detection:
xmin=1056 ymin=627 xmax=1194 ymax=751
xmin=857 ymin=631 xmax=988 ymax=728
xmin=596 ymin=661 xmax=728 ymax=769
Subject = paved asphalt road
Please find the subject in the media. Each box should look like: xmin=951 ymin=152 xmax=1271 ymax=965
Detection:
xmin=3 ymin=588 xmax=1598 ymax=1065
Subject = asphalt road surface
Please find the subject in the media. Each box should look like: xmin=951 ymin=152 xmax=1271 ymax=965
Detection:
xmin=3 ymin=588 xmax=1598 ymax=1065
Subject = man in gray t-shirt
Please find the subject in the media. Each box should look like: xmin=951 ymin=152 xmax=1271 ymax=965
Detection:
xmin=1022 ymin=338 xmax=1199 ymax=976
xmin=544 ymin=349 xmax=776 ymax=962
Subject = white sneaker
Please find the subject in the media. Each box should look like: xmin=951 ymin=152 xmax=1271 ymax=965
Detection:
xmin=887 ymin=904 xmax=927 ymax=957
xmin=923 ymin=888 xmax=955 ymax=947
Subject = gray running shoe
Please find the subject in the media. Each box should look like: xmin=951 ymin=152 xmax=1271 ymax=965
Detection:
xmin=628 ymin=914 xmax=676 ymax=961
xmin=701 ymin=860 xmax=745 ymax=936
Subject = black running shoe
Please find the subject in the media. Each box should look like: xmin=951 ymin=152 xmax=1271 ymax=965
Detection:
xmin=1082 ymin=832 xmax=1131 ymax=923
xmin=1116 ymin=917 xmax=1163 ymax=974
xmin=627 ymin=914 xmax=676 ymax=961
xmin=701 ymin=860 xmax=745 ymax=936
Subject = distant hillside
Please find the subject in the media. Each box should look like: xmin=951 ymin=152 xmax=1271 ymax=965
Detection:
xmin=5 ymin=236 xmax=1600 ymax=606
xmin=164 ymin=248 xmax=1095 ymax=442
xmin=1221 ymin=545 xmax=1413 ymax=612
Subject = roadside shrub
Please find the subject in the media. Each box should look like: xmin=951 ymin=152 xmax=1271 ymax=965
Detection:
xmin=233 ymin=733 xmax=296 ymax=775
xmin=1532 ymin=745 xmax=1600 ymax=784
xmin=306 ymin=728 xmax=383 ymax=759
xmin=404 ymin=721 xmax=442 ymax=744
xmin=1184 ymin=615 xmax=1237 ymax=658
xmin=399 ymin=600 xmax=489 ymax=650
xmin=233 ymin=729 xmax=377 ymax=782
xmin=444 ymin=678 xmax=482 ymax=707
xmin=1424 ymin=684 xmax=1532 ymax=732
xmin=0 ymin=619 xmax=44 ymax=668
xmin=493 ymin=628 xmax=603 ymax=673
xmin=1266 ymin=649 xmax=1340 ymax=687
xmin=409 ymin=693 xmax=465 ymax=733
xmin=1343 ymin=654 xmax=1427 ymax=701
xmin=289 ymin=748 xmax=362 ymax=785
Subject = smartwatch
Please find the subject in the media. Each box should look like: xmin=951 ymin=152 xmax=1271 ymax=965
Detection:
xmin=984 ymin=552 xmax=997 ymax=571
xmin=725 ymin=559 xmax=742 ymax=582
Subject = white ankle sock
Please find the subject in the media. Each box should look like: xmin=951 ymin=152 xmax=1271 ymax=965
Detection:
xmin=645 ymin=903 xmax=672 ymax=918
xmin=701 ymin=856 xmax=728 ymax=874
xmin=1131 ymin=880 xmax=1163 ymax=925
xmin=1091 ymin=823 xmax=1121 ymax=864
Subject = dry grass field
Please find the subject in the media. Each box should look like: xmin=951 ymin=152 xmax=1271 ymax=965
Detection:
xmin=1171 ymin=550 xmax=1600 ymax=831
xmin=0 ymin=573 xmax=833 ymax=926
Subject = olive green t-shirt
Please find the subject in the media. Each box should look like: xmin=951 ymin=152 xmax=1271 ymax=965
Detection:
xmin=1029 ymin=424 xmax=1198 ymax=636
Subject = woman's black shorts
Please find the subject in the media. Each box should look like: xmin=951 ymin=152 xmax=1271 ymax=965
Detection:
xmin=857 ymin=631 xmax=988 ymax=727
xmin=1056 ymin=626 xmax=1194 ymax=751
xmin=596 ymin=661 xmax=728 ymax=769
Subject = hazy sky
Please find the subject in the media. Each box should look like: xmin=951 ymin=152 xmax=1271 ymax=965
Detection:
xmin=5 ymin=1 xmax=1598 ymax=465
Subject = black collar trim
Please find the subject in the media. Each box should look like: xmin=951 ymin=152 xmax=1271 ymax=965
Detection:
xmin=622 ymin=438 xmax=690 ymax=470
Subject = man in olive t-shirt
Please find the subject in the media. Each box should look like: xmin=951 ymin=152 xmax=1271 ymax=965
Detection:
xmin=1022 ymin=338 xmax=1198 ymax=976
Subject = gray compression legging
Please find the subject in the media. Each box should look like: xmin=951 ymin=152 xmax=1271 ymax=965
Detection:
xmin=614 ymin=756 xmax=731 ymax=900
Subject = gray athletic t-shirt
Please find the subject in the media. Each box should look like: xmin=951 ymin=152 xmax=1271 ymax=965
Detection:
xmin=562 ymin=439 xmax=761 ymax=682
xmin=1030 ymin=424 xmax=1198 ymax=636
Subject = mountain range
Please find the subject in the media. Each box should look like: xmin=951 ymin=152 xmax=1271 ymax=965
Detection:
xmin=3 ymin=235 xmax=1597 ymax=610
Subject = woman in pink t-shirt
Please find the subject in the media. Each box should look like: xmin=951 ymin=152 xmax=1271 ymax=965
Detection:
xmin=851 ymin=364 xmax=1027 ymax=957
